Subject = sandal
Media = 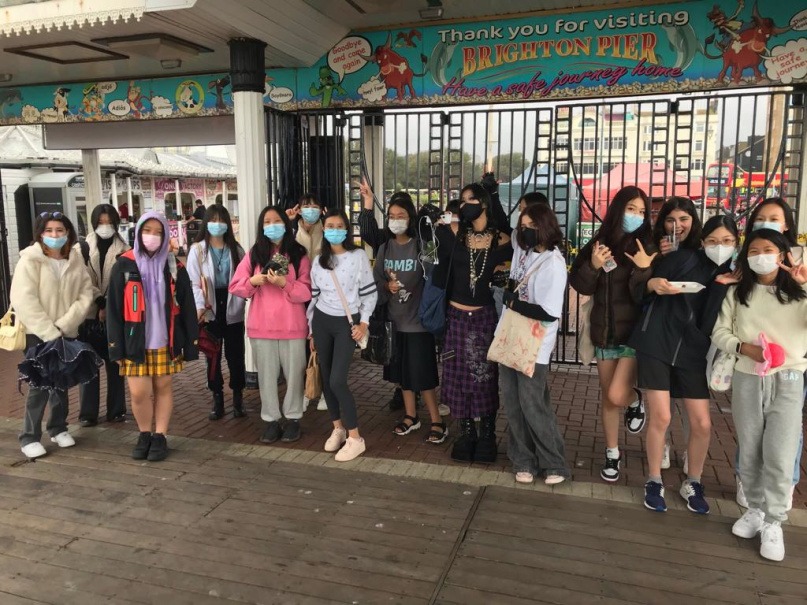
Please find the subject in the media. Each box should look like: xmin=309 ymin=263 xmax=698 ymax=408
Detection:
xmin=426 ymin=422 xmax=448 ymax=444
xmin=393 ymin=415 xmax=421 ymax=436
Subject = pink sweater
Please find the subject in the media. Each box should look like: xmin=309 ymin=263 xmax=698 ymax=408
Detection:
xmin=229 ymin=254 xmax=312 ymax=340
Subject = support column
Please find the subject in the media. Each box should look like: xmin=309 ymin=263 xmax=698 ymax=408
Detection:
xmin=126 ymin=177 xmax=134 ymax=220
xmin=230 ymin=37 xmax=268 ymax=389
xmin=174 ymin=178 xmax=186 ymax=254
xmin=793 ymin=91 xmax=807 ymax=235
xmin=81 ymin=149 xmax=103 ymax=211
xmin=362 ymin=110 xmax=384 ymax=247
xmin=221 ymin=180 xmax=228 ymax=208
xmin=109 ymin=172 xmax=118 ymax=207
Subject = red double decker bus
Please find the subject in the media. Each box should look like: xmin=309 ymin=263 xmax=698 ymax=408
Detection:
xmin=704 ymin=162 xmax=782 ymax=213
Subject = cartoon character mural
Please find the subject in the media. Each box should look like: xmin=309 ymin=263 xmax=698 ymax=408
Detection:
xmin=705 ymin=1 xmax=792 ymax=83
xmin=127 ymin=81 xmax=147 ymax=118
xmin=81 ymin=84 xmax=105 ymax=121
xmin=53 ymin=87 xmax=70 ymax=121
xmin=208 ymin=76 xmax=231 ymax=111
xmin=179 ymin=83 xmax=199 ymax=110
xmin=309 ymin=66 xmax=346 ymax=108
xmin=359 ymin=33 xmax=427 ymax=100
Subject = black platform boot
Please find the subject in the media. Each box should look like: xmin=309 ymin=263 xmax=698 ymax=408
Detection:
xmin=209 ymin=392 xmax=225 ymax=420
xmin=450 ymin=418 xmax=477 ymax=462
xmin=232 ymin=391 xmax=246 ymax=418
xmin=474 ymin=413 xmax=498 ymax=464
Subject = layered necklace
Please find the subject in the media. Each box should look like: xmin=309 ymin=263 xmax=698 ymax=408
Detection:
xmin=468 ymin=230 xmax=492 ymax=296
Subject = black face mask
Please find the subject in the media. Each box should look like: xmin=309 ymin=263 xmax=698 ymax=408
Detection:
xmin=460 ymin=203 xmax=484 ymax=223
xmin=520 ymin=228 xmax=538 ymax=250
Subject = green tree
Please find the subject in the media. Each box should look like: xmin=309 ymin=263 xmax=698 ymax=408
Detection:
xmin=489 ymin=152 xmax=529 ymax=183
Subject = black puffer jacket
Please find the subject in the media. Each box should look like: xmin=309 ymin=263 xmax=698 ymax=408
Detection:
xmin=569 ymin=239 xmax=653 ymax=348
xmin=628 ymin=248 xmax=730 ymax=370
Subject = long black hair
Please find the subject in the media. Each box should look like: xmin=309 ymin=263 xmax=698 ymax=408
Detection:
xmin=745 ymin=197 xmax=797 ymax=246
xmin=90 ymin=203 xmax=127 ymax=245
xmin=595 ymin=186 xmax=652 ymax=262
xmin=196 ymin=204 xmax=242 ymax=267
xmin=384 ymin=193 xmax=418 ymax=241
xmin=250 ymin=205 xmax=306 ymax=275
xmin=652 ymin=196 xmax=702 ymax=250
xmin=736 ymin=229 xmax=806 ymax=306
xmin=319 ymin=208 xmax=357 ymax=270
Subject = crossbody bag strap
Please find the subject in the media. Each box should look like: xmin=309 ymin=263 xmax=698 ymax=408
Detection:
xmin=514 ymin=252 xmax=552 ymax=291
xmin=330 ymin=269 xmax=355 ymax=326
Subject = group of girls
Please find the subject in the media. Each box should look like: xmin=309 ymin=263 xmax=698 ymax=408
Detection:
xmin=572 ymin=190 xmax=806 ymax=562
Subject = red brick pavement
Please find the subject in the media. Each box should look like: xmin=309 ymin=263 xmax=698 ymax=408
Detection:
xmin=0 ymin=348 xmax=804 ymax=508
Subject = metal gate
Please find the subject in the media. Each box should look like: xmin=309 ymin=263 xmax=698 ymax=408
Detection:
xmin=274 ymin=89 xmax=804 ymax=362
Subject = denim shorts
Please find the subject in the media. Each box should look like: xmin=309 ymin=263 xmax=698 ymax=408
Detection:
xmin=594 ymin=345 xmax=636 ymax=361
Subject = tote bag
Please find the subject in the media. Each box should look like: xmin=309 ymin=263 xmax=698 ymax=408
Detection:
xmin=0 ymin=308 xmax=26 ymax=352
xmin=305 ymin=350 xmax=323 ymax=400
xmin=577 ymin=297 xmax=595 ymax=365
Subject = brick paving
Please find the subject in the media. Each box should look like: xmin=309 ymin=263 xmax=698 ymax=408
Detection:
xmin=0 ymin=348 xmax=804 ymax=508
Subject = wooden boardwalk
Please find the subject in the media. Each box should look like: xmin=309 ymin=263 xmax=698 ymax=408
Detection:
xmin=0 ymin=428 xmax=805 ymax=604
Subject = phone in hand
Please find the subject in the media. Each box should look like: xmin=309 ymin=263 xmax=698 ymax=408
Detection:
xmin=263 ymin=261 xmax=283 ymax=274
xmin=602 ymin=258 xmax=618 ymax=273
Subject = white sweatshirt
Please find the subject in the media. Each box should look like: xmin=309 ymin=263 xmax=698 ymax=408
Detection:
xmin=308 ymin=249 xmax=378 ymax=330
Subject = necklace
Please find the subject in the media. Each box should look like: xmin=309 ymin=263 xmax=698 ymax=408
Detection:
xmin=468 ymin=241 xmax=489 ymax=296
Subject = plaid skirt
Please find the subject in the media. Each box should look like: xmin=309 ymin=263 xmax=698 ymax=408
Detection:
xmin=441 ymin=305 xmax=499 ymax=418
xmin=119 ymin=347 xmax=184 ymax=377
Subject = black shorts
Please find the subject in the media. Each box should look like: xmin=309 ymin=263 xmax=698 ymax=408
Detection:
xmin=385 ymin=331 xmax=439 ymax=392
xmin=636 ymin=353 xmax=710 ymax=400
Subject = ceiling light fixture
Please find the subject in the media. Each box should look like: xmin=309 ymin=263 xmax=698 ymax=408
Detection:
xmin=161 ymin=59 xmax=182 ymax=69
xmin=419 ymin=0 xmax=443 ymax=20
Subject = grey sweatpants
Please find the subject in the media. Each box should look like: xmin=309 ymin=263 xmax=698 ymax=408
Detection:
xmin=252 ymin=338 xmax=306 ymax=422
xmin=20 ymin=387 xmax=69 ymax=446
xmin=732 ymin=370 xmax=804 ymax=522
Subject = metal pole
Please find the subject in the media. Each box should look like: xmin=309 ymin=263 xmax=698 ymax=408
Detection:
xmin=126 ymin=176 xmax=134 ymax=219
xmin=81 ymin=149 xmax=103 ymax=212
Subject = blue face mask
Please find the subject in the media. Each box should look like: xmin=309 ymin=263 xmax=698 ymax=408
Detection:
xmin=263 ymin=224 xmax=286 ymax=241
xmin=207 ymin=222 xmax=228 ymax=237
xmin=42 ymin=235 xmax=67 ymax=250
xmin=622 ymin=213 xmax=644 ymax=233
xmin=301 ymin=208 xmax=321 ymax=224
xmin=752 ymin=221 xmax=783 ymax=233
xmin=324 ymin=229 xmax=348 ymax=245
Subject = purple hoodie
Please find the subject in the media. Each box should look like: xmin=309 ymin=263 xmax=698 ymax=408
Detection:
xmin=134 ymin=212 xmax=170 ymax=350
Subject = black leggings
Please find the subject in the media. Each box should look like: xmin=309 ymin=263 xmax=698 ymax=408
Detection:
xmin=312 ymin=307 xmax=358 ymax=430
xmin=208 ymin=288 xmax=246 ymax=393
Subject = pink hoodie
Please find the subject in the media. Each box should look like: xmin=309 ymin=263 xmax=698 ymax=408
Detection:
xmin=229 ymin=254 xmax=312 ymax=340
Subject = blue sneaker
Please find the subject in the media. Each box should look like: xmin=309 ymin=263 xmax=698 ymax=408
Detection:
xmin=644 ymin=481 xmax=667 ymax=512
xmin=680 ymin=480 xmax=710 ymax=514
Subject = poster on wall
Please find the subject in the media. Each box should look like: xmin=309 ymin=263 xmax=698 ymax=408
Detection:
xmin=0 ymin=1 xmax=805 ymax=124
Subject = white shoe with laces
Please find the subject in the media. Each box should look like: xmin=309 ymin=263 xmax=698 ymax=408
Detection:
xmin=760 ymin=521 xmax=785 ymax=562
xmin=323 ymin=427 xmax=346 ymax=452
xmin=660 ymin=443 xmax=671 ymax=470
xmin=50 ymin=431 xmax=75 ymax=448
xmin=732 ymin=507 xmax=764 ymax=539
xmin=335 ymin=436 xmax=366 ymax=462
xmin=21 ymin=442 xmax=47 ymax=459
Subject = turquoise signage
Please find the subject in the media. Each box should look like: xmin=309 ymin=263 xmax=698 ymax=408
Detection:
xmin=1 ymin=1 xmax=806 ymax=124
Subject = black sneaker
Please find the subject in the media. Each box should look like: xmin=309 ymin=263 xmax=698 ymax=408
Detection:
xmin=147 ymin=433 xmax=169 ymax=462
xmin=680 ymin=480 xmax=710 ymax=514
xmin=644 ymin=481 xmax=667 ymax=512
xmin=388 ymin=387 xmax=404 ymax=411
xmin=624 ymin=389 xmax=646 ymax=434
xmin=132 ymin=431 xmax=152 ymax=460
xmin=260 ymin=421 xmax=282 ymax=444
xmin=281 ymin=420 xmax=301 ymax=443
xmin=600 ymin=453 xmax=621 ymax=482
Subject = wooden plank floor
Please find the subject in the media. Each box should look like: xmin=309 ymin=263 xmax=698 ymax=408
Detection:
xmin=0 ymin=429 xmax=805 ymax=604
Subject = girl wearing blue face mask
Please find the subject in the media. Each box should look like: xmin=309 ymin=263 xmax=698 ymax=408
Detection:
xmin=12 ymin=212 xmax=94 ymax=459
xmin=288 ymin=193 xmax=325 ymax=262
xmin=570 ymin=186 xmax=657 ymax=484
xmin=187 ymin=205 xmax=247 ymax=421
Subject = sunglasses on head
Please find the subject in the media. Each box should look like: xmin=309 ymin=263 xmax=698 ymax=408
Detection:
xmin=39 ymin=211 xmax=64 ymax=220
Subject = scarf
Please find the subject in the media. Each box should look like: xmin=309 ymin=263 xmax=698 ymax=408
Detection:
xmin=296 ymin=219 xmax=323 ymax=261
xmin=134 ymin=212 xmax=170 ymax=350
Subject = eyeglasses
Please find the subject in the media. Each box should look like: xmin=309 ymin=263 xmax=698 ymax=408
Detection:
xmin=704 ymin=238 xmax=737 ymax=246
xmin=39 ymin=211 xmax=64 ymax=220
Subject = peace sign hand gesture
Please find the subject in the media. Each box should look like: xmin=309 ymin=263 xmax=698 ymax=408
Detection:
xmin=625 ymin=239 xmax=658 ymax=269
xmin=778 ymin=252 xmax=807 ymax=285
xmin=360 ymin=177 xmax=374 ymax=210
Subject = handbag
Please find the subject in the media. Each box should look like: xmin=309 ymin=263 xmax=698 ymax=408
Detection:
xmin=0 ymin=308 xmax=26 ymax=352
xmin=707 ymin=345 xmax=736 ymax=392
xmin=361 ymin=304 xmax=396 ymax=365
xmin=487 ymin=255 xmax=552 ymax=377
xmin=78 ymin=318 xmax=109 ymax=358
xmin=578 ymin=297 xmax=595 ymax=365
xmin=418 ymin=238 xmax=456 ymax=337
xmin=330 ymin=270 xmax=369 ymax=349
xmin=305 ymin=349 xmax=323 ymax=400
xmin=195 ymin=243 xmax=215 ymax=323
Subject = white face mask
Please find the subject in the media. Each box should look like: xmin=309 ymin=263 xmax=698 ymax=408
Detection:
xmin=704 ymin=244 xmax=734 ymax=266
xmin=388 ymin=219 xmax=409 ymax=235
xmin=95 ymin=224 xmax=116 ymax=240
xmin=747 ymin=253 xmax=780 ymax=275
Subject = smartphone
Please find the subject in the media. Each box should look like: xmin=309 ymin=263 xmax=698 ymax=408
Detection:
xmin=441 ymin=212 xmax=453 ymax=225
xmin=263 ymin=261 xmax=283 ymax=274
xmin=603 ymin=258 xmax=618 ymax=273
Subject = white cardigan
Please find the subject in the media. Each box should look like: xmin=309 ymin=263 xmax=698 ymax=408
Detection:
xmin=186 ymin=241 xmax=246 ymax=325
xmin=10 ymin=243 xmax=94 ymax=341
xmin=77 ymin=231 xmax=130 ymax=318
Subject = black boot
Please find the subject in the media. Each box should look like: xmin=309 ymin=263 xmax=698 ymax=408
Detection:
xmin=209 ymin=392 xmax=225 ymax=420
xmin=450 ymin=418 xmax=477 ymax=462
xmin=232 ymin=391 xmax=246 ymax=418
xmin=475 ymin=413 xmax=498 ymax=464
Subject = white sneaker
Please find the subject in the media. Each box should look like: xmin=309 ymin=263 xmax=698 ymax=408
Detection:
xmin=515 ymin=472 xmax=534 ymax=484
xmin=545 ymin=474 xmax=566 ymax=486
xmin=317 ymin=399 xmax=328 ymax=411
xmin=323 ymin=427 xmax=347 ymax=452
xmin=731 ymin=507 xmax=764 ymax=539
xmin=682 ymin=450 xmax=689 ymax=475
xmin=50 ymin=431 xmax=75 ymax=448
xmin=21 ymin=442 xmax=47 ymax=459
xmin=438 ymin=404 xmax=450 ymax=417
xmin=334 ymin=436 xmax=366 ymax=462
xmin=736 ymin=476 xmax=749 ymax=509
xmin=760 ymin=521 xmax=785 ymax=562
xmin=660 ymin=443 xmax=671 ymax=470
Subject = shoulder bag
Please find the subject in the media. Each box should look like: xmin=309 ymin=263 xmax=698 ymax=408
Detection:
xmin=0 ymin=307 xmax=26 ymax=352
xmin=361 ymin=242 xmax=396 ymax=365
xmin=330 ymin=270 xmax=369 ymax=350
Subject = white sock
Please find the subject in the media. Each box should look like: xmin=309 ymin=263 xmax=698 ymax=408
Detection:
xmin=606 ymin=447 xmax=620 ymax=459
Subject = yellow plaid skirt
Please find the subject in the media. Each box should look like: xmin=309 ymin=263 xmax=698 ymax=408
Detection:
xmin=119 ymin=347 xmax=184 ymax=377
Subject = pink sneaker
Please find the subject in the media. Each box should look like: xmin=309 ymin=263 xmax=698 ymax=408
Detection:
xmin=324 ymin=427 xmax=346 ymax=452
xmin=334 ymin=436 xmax=366 ymax=462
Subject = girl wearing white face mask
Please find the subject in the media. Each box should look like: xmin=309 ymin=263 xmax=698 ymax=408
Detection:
xmin=711 ymin=229 xmax=807 ymax=562
xmin=76 ymin=204 xmax=130 ymax=427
